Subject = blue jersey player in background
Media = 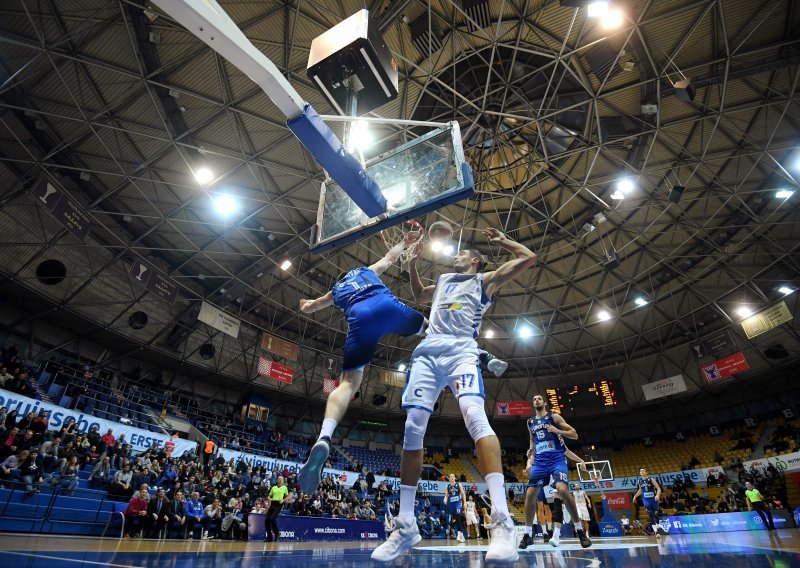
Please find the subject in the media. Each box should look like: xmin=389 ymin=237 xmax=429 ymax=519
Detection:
xmin=445 ymin=473 xmax=467 ymax=542
xmin=521 ymin=394 xmax=592 ymax=549
xmin=297 ymin=232 xmax=426 ymax=493
xmin=633 ymin=467 xmax=662 ymax=535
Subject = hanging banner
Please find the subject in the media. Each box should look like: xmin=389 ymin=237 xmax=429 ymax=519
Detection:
xmin=495 ymin=400 xmax=532 ymax=416
xmin=642 ymin=374 xmax=688 ymax=401
xmin=128 ymin=259 xmax=178 ymax=304
xmin=30 ymin=175 xmax=93 ymax=241
xmin=0 ymin=388 xmax=195 ymax=455
xmin=741 ymin=301 xmax=793 ymax=339
xmin=380 ymin=369 xmax=406 ymax=388
xmin=257 ymin=357 xmax=294 ymax=384
xmin=260 ymin=333 xmax=299 ymax=361
xmin=702 ymin=352 xmax=749 ymax=382
xmin=323 ymin=376 xmax=340 ymax=394
xmin=198 ymin=301 xmax=241 ymax=338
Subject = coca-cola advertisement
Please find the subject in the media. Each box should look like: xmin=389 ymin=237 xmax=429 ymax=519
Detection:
xmin=605 ymin=492 xmax=631 ymax=509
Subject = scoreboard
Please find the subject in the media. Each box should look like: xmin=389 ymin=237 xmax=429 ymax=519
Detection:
xmin=544 ymin=380 xmax=621 ymax=415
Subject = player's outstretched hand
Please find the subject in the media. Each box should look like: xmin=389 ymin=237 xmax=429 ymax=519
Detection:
xmin=407 ymin=240 xmax=422 ymax=265
xmin=298 ymin=299 xmax=314 ymax=313
xmin=404 ymin=230 xmax=423 ymax=248
xmin=482 ymin=227 xmax=507 ymax=244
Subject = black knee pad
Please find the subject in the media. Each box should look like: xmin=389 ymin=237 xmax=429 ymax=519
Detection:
xmin=552 ymin=498 xmax=563 ymax=524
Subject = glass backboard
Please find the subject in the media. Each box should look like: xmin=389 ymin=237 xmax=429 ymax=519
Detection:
xmin=309 ymin=121 xmax=474 ymax=253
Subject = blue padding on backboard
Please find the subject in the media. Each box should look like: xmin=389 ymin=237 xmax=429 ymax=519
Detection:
xmin=287 ymin=104 xmax=386 ymax=217
xmin=309 ymin=161 xmax=475 ymax=253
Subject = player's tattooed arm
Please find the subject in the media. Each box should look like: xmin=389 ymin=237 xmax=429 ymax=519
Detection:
xmin=298 ymin=291 xmax=334 ymax=313
xmin=547 ymin=413 xmax=578 ymax=440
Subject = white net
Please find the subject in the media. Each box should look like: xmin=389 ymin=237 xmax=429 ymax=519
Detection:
xmin=380 ymin=220 xmax=424 ymax=263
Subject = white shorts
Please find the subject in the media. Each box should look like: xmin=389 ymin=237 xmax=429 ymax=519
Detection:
xmin=466 ymin=512 xmax=478 ymax=525
xmin=576 ymin=505 xmax=590 ymax=521
xmin=401 ymin=335 xmax=484 ymax=412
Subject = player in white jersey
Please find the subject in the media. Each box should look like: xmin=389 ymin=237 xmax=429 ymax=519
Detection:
xmin=573 ymin=485 xmax=592 ymax=534
xmin=465 ymin=495 xmax=479 ymax=539
xmin=372 ymin=228 xmax=537 ymax=563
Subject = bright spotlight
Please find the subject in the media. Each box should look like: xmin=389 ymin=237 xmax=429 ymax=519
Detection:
xmin=351 ymin=120 xmax=373 ymax=153
xmin=280 ymin=259 xmax=292 ymax=271
xmin=598 ymin=310 xmax=612 ymax=321
xmin=617 ymin=178 xmax=635 ymax=193
xmin=195 ymin=167 xmax=213 ymax=184
xmin=587 ymin=1 xmax=609 ymax=18
xmin=776 ymin=190 xmax=795 ymax=199
xmin=518 ymin=326 xmax=534 ymax=338
xmin=778 ymin=286 xmax=795 ymax=295
xmin=213 ymin=194 xmax=238 ymax=215
xmin=634 ymin=297 xmax=648 ymax=306
xmin=398 ymin=363 xmax=407 ymax=372
xmin=601 ymin=8 xmax=624 ymax=29
xmin=610 ymin=191 xmax=625 ymax=200
xmin=443 ymin=244 xmax=455 ymax=255
xmin=736 ymin=306 xmax=753 ymax=318
xmin=430 ymin=240 xmax=444 ymax=252
xmin=485 ymin=329 xmax=495 ymax=339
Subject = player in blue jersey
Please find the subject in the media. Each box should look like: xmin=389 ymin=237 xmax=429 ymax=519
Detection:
xmin=521 ymin=394 xmax=592 ymax=549
xmin=373 ymin=228 xmax=536 ymax=563
xmin=632 ymin=467 xmax=662 ymax=535
xmin=445 ymin=474 xmax=468 ymax=542
xmin=297 ymin=232 xmax=426 ymax=493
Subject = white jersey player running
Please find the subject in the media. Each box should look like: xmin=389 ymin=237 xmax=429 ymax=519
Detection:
xmin=372 ymin=228 xmax=537 ymax=563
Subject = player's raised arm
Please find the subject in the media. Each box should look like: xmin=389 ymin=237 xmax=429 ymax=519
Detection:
xmin=408 ymin=242 xmax=436 ymax=303
xmin=370 ymin=231 xmax=421 ymax=276
xmin=548 ymin=414 xmax=578 ymax=440
xmin=299 ymin=291 xmax=334 ymax=313
xmin=482 ymin=228 xmax=537 ymax=298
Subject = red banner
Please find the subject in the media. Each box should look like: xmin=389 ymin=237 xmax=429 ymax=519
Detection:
xmin=495 ymin=400 xmax=532 ymax=417
xmin=702 ymin=351 xmax=749 ymax=383
xmin=605 ymin=492 xmax=631 ymax=509
xmin=257 ymin=357 xmax=294 ymax=384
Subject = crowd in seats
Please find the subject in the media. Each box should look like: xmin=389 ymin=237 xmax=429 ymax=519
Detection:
xmin=0 ymin=347 xmax=38 ymax=399
xmin=764 ymin=421 xmax=800 ymax=457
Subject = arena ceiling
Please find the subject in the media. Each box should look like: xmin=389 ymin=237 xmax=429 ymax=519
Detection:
xmin=0 ymin=0 xmax=798 ymax=422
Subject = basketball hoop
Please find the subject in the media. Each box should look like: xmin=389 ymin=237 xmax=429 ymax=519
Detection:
xmin=380 ymin=220 xmax=424 ymax=263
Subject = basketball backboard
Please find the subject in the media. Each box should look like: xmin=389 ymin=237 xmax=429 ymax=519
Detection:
xmin=309 ymin=121 xmax=474 ymax=253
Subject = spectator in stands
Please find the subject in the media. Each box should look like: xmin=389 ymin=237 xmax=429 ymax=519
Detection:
xmin=56 ymin=440 xmax=77 ymax=471
xmin=39 ymin=436 xmax=60 ymax=473
xmin=222 ymin=499 xmax=246 ymax=540
xmin=86 ymin=425 xmax=102 ymax=449
xmin=203 ymin=498 xmax=224 ymax=539
xmin=717 ymin=498 xmax=729 ymax=513
xmin=185 ymin=491 xmax=205 ymax=538
xmin=158 ymin=463 xmax=178 ymax=490
xmin=0 ymin=449 xmax=27 ymax=486
xmin=147 ymin=488 xmax=171 ymax=538
xmin=52 ymin=455 xmax=79 ymax=496
xmin=17 ymin=412 xmax=35 ymax=433
xmin=101 ymin=429 xmax=116 ymax=450
xmin=620 ymin=513 xmax=631 ymax=535
xmin=59 ymin=418 xmax=78 ymax=446
xmin=88 ymin=456 xmax=111 ymax=489
xmin=0 ymin=426 xmax=19 ymax=460
xmin=17 ymin=429 xmax=35 ymax=453
xmin=4 ymin=409 xmax=18 ymax=430
xmin=108 ymin=464 xmax=133 ymax=500
xmin=706 ymin=472 xmax=717 ymax=487
xmin=124 ymin=488 xmax=149 ymax=538
xmin=19 ymin=448 xmax=44 ymax=496
xmin=0 ymin=407 xmax=7 ymax=427
xmin=291 ymin=491 xmax=308 ymax=515
xmin=31 ymin=411 xmax=48 ymax=445
xmin=168 ymin=491 xmax=187 ymax=537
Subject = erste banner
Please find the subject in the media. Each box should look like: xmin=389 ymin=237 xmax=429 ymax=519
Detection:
xmin=0 ymin=388 xmax=196 ymax=455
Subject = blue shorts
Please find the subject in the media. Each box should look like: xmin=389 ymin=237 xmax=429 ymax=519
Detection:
xmin=343 ymin=296 xmax=425 ymax=371
xmin=643 ymin=498 xmax=659 ymax=513
xmin=527 ymin=455 xmax=569 ymax=489
xmin=447 ymin=502 xmax=462 ymax=515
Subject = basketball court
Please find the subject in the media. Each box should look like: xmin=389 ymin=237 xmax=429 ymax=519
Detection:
xmin=1 ymin=532 xmax=798 ymax=567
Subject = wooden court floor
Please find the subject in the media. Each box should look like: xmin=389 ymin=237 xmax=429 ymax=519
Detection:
xmin=0 ymin=530 xmax=798 ymax=567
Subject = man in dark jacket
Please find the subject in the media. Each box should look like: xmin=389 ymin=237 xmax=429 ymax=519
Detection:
xmin=147 ymin=488 xmax=171 ymax=538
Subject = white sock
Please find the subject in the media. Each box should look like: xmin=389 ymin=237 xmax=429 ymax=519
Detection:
xmin=319 ymin=418 xmax=336 ymax=439
xmin=399 ymin=485 xmax=416 ymax=522
xmin=485 ymin=472 xmax=509 ymax=516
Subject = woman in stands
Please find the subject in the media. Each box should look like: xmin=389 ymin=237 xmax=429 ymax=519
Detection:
xmin=0 ymin=449 xmax=27 ymax=486
xmin=4 ymin=409 xmax=18 ymax=430
xmin=59 ymin=417 xmax=78 ymax=446
xmin=54 ymin=455 xmax=80 ymax=496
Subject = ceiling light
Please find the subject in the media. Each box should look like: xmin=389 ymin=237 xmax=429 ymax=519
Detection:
xmin=194 ymin=167 xmax=213 ymax=184
xmin=587 ymin=1 xmax=609 ymax=18
xmin=280 ymin=259 xmax=292 ymax=271
xmin=430 ymin=240 xmax=444 ymax=252
xmin=443 ymin=244 xmax=455 ymax=255
xmin=398 ymin=363 xmax=407 ymax=372
xmin=347 ymin=120 xmax=373 ymax=153
xmin=736 ymin=306 xmax=753 ymax=318
xmin=778 ymin=286 xmax=795 ymax=295
xmin=617 ymin=178 xmax=635 ymax=193
xmin=598 ymin=310 xmax=612 ymax=321
xmin=212 ymin=194 xmax=238 ymax=216
xmin=518 ymin=326 xmax=534 ymax=338
xmin=600 ymin=8 xmax=623 ymax=29
xmin=776 ymin=190 xmax=795 ymax=199
xmin=485 ymin=329 xmax=495 ymax=339
xmin=610 ymin=191 xmax=625 ymax=200
xmin=634 ymin=297 xmax=648 ymax=306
